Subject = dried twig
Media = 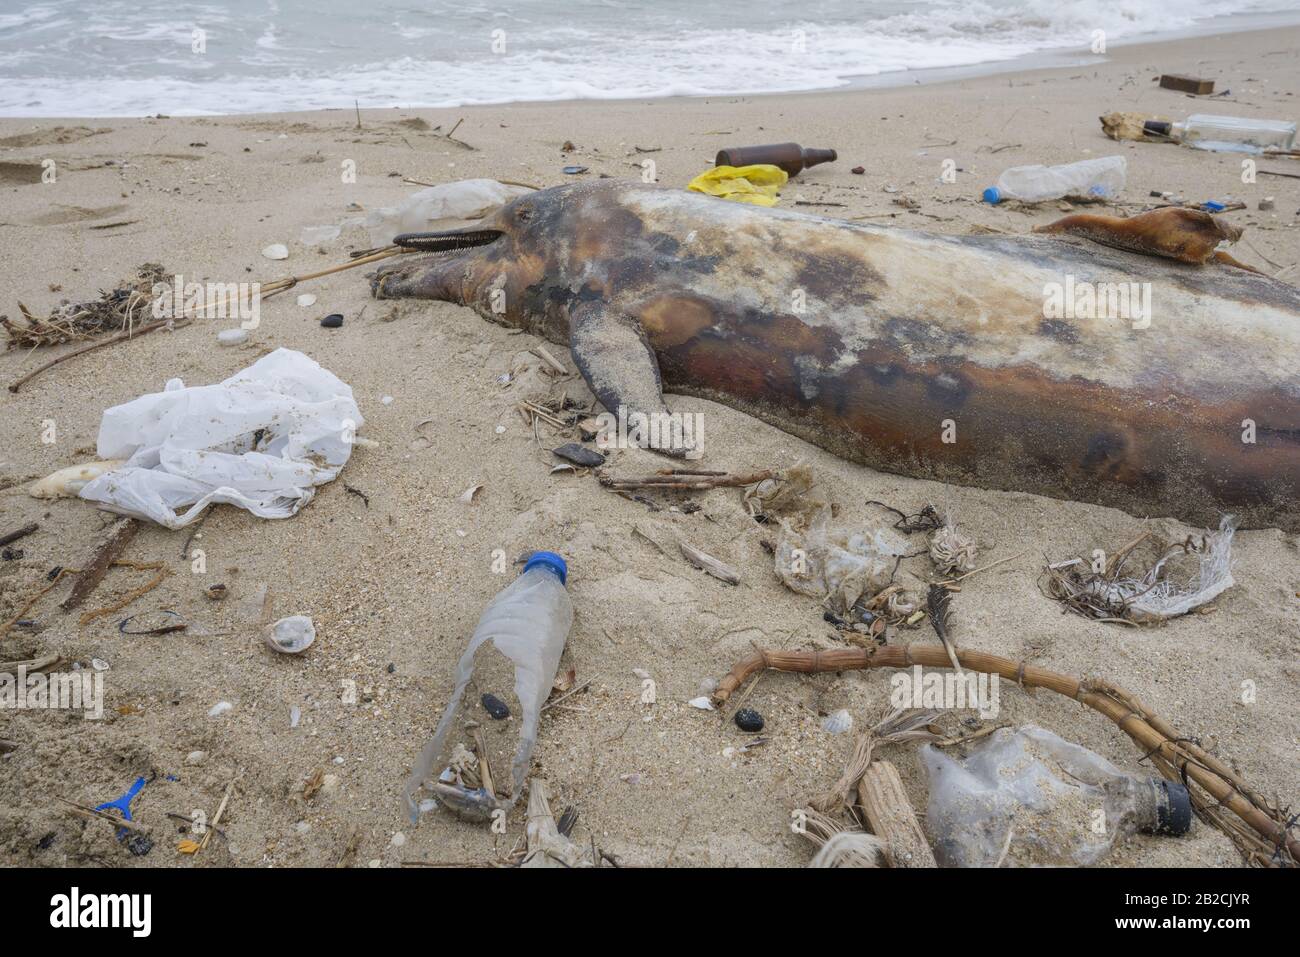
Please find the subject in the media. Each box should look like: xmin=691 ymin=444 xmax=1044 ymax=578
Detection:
xmin=61 ymin=518 xmax=139 ymax=612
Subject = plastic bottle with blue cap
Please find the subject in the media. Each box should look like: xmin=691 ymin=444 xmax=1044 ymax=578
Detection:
xmin=402 ymin=550 xmax=573 ymax=823
xmin=983 ymin=155 xmax=1126 ymax=205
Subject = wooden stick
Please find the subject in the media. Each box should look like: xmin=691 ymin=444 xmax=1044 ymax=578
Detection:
xmin=712 ymin=643 xmax=1299 ymax=864
xmin=61 ymin=518 xmax=139 ymax=612
xmin=857 ymin=760 xmax=936 ymax=867
xmin=56 ymin=797 xmax=152 ymax=836
xmin=0 ymin=522 xmax=38 ymax=547
xmin=9 ymin=320 xmax=192 ymax=393
xmin=600 ymin=469 xmax=775 ymax=491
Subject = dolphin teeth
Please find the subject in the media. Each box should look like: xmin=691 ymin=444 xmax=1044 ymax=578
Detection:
xmin=393 ymin=229 xmax=503 ymax=254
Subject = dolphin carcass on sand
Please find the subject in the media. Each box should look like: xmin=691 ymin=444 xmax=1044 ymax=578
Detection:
xmin=370 ymin=180 xmax=1300 ymax=532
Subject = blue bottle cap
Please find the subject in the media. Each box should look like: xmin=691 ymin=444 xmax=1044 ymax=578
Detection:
xmin=982 ymin=186 xmax=1001 ymax=204
xmin=523 ymin=550 xmax=567 ymax=585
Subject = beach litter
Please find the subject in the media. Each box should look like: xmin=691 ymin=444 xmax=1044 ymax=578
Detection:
xmin=359 ymin=178 xmax=532 ymax=247
xmin=714 ymin=142 xmax=836 ymax=176
xmin=711 ymin=636 xmax=1296 ymax=866
xmin=923 ymin=725 xmax=1192 ymax=866
xmin=402 ymin=552 xmax=572 ymax=824
xmin=266 ymin=615 xmax=316 ymax=654
xmin=1041 ymin=515 xmax=1237 ymax=624
xmin=69 ymin=348 xmax=363 ymax=529
xmin=773 ymin=505 xmax=909 ymax=617
xmin=687 ymin=164 xmax=787 ymax=206
xmin=1159 ymin=74 xmax=1215 ymax=95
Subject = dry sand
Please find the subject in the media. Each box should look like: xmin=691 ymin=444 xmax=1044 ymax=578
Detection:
xmin=1 ymin=27 xmax=1297 ymax=868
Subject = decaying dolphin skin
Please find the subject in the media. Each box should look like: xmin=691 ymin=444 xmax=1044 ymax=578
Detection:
xmin=371 ymin=181 xmax=1300 ymax=531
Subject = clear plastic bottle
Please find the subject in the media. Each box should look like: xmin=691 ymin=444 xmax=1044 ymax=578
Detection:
xmin=922 ymin=725 xmax=1191 ymax=867
xmin=982 ymin=155 xmax=1127 ymax=204
xmin=402 ymin=551 xmax=573 ymax=823
xmin=1147 ymin=114 xmax=1298 ymax=154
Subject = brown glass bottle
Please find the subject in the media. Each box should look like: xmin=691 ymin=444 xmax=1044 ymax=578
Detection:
xmin=714 ymin=143 xmax=837 ymax=176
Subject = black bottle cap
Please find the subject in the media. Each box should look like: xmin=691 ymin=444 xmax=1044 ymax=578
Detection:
xmin=1153 ymin=780 xmax=1193 ymax=836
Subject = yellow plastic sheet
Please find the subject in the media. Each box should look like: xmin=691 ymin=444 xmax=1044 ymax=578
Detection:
xmin=686 ymin=164 xmax=788 ymax=206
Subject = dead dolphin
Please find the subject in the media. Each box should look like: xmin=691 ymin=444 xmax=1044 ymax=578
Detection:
xmin=371 ymin=181 xmax=1300 ymax=531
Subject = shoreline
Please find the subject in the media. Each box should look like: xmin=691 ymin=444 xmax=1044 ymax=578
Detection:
xmin=4 ymin=17 xmax=1300 ymax=122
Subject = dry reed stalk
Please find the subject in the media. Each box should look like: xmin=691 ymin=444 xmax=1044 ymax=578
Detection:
xmin=712 ymin=643 xmax=1299 ymax=866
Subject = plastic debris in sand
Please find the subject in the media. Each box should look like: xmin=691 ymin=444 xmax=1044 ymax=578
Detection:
xmin=76 ymin=348 xmax=363 ymax=529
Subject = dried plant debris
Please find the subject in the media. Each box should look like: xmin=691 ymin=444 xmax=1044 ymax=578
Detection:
xmin=4 ymin=264 xmax=169 ymax=348
xmin=1042 ymin=516 xmax=1237 ymax=624
xmin=865 ymin=499 xmax=944 ymax=533
xmin=928 ymin=521 xmax=977 ymax=575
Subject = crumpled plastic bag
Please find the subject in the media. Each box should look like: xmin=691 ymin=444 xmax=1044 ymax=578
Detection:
xmin=774 ymin=505 xmax=908 ymax=614
xmin=78 ymin=348 xmax=362 ymax=529
xmin=361 ymin=178 xmax=533 ymax=246
xmin=687 ymin=164 xmax=788 ymax=206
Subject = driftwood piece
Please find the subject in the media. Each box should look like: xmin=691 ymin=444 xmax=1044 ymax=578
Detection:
xmin=679 ymin=542 xmax=740 ymax=585
xmin=600 ymin=468 xmax=775 ymax=491
xmin=60 ymin=518 xmax=140 ymax=612
xmin=0 ymin=522 xmax=38 ymax=547
xmin=712 ymin=642 xmax=1299 ymax=866
xmin=856 ymin=760 xmax=936 ymax=868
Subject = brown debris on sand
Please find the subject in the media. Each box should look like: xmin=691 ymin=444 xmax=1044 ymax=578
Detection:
xmin=3 ymin=263 xmax=168 ymax=348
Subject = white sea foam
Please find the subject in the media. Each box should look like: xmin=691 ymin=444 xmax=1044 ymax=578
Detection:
xmin=0 ymin=0 xmax=1295 ymax=116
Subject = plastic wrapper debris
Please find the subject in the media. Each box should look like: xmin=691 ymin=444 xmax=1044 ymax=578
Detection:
xmin=687 ymin=164 xmax=788 ymax=206
xmin=402 ymin=553 xmax=573 ymax=824
xmin=922 ymin=725 xmax=1192 ymax=867
xmin=774 ymin=505 xmax=908 ymax=615
xmin=361 ymin=179 xmax=533 ymax=246
xmin=78 ymin=348 xmax=362 ymax=529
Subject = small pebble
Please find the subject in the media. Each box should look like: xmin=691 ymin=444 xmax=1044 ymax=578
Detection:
xmin=481 ymin=693 xmax=510 ymax=719
xmin=208 ymin=701 xmax=233 ymax=717
xmin=205 ymin=583 xmax=228 ymax=600
xmin=562 ymin=165 xmax=588 ymax=174
xmin=381 ymin=395 xmax=394 ymax=406
xmin=217 ymin=328 xmax=249 ymax=346
xmin=734 ymin=708 xmax=764 ymax=733
xmin=185 ymin=750 xmax=207 ymax=766
xmin=851 ymin=165 xmax=865 ymax=174
xmin=1260 ymin=197 xmax=1275 ymax=211
xmin=320 ymin=313 xmax=344 ymax=328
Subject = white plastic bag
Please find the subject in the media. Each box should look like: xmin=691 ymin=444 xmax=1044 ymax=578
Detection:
xmin=362 ymin=179 xmax=532 ymax=246
xmin=78 ymin=348 xmax=362 ymax=529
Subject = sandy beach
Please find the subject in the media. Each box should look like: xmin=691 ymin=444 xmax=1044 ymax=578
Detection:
xmin=1 ymin=25 xmax=1297 ymax=869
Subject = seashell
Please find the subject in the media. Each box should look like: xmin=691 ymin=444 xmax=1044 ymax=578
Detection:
xmin=208 ymin=701 xmax=233 ymax=717
xmin=459 ymin=484 xmax=482 ymax=504
xmin=822 ymin=709 xmax=853 ymax=734
xmin=29 ymin=460 xmax=126 ymax=499
xmin=261 ymin=243 xmax=289 ymax=260
xmin=266 ymin=615 xmax=316 ymax=654
xmin=688 ymin=696 xmax=714 ymax=711
xmin=296 ymin=293 xmax=317 ymax=307
xmin=217 ymin=328 xmax=248 ymax=346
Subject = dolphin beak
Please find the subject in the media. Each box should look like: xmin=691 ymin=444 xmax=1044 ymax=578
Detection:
xmin=393 ymin=227 xmax=503 ymax=254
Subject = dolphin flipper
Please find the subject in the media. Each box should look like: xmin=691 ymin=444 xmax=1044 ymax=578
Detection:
xmin=568 ymin=301 xmax=691 ymax=458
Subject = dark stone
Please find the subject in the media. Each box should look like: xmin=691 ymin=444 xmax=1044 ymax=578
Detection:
xmin=734 ymin=708 xmax=764 ymax=733
xmin=552 ymin=443 xmax=606 ymax=468
xmin=320 ymin=313 xmax=344 ymax=328
xmin=481 ymin=693 xmax=510 ymax=720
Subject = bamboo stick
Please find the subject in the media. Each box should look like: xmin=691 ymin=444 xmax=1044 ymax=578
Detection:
xmin=857 ymin=760 xmax=936 ymax=868
xmin=712 ymin=643 xmax=1299 ymax=864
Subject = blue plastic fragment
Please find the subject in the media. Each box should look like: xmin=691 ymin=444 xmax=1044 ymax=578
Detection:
xmin=94 ymin=775 xmax=147 ymax=839
xmin=1203 ymin=201 xmax=1227 ymax=212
